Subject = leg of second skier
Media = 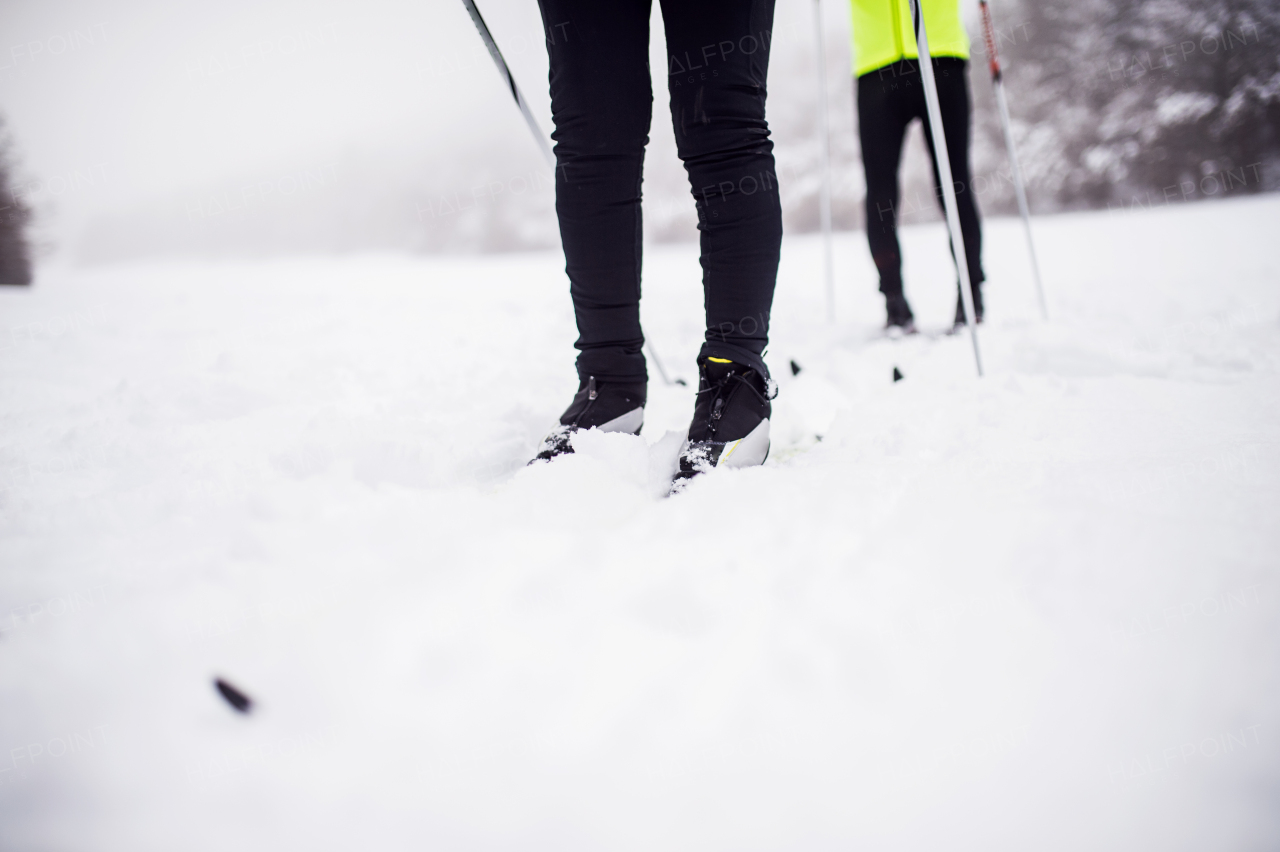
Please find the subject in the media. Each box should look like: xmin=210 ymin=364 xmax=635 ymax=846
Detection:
xmin=918 ymin=58 xmax=986 ymax=324
xmin=858 ymin=63 xmax=916 ymax=331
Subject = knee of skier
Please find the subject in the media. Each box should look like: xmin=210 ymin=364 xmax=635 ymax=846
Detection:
xmin=550 ymin=108 xmax=650 ymax=161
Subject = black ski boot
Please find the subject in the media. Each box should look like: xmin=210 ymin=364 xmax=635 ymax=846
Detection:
xmin=670 ymin=357 xmax=774 ymax=492
xmin=532 ymin=376 xmax=645 ymax=462
xmin=885 ymin=292 xmax=917 ymax=335
xmin=951 ymin=284 xmax=985 ymax=331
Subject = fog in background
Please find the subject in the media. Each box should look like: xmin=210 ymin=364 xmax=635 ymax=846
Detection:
xmin=2 ymin=0 xmax=1277 ymax=263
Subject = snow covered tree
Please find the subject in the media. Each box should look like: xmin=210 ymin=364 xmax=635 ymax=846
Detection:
xmin=0 ymin=117 xmax=33 ymax=285
xmin=988 ymin=0 xmax=1280 ymax=209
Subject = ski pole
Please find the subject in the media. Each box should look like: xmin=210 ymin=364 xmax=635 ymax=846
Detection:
xmin=460 ymin=0 xmax=686 ymax=386
xmin=909 ymin=0 xmax=983 ymax=377
xmin=979 ymin=0 xmax=1047 ymax=321
xmin=460 ymin=0 xmax=554 ymax=169
xmin=645 ymin=339 xmax=686 ymax=386
xmin=812 ymin=0 xmax=835 ymax=323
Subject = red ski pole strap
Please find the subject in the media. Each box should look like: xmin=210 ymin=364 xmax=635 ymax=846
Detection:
xmin=979 ymin=0 xmax=1002 ymax=82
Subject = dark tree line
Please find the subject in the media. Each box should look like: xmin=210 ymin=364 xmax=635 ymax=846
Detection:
xmin=985 ymin=0 xmax=1280 ymax=210
xmin=0 ymin=117 xmax=33 ymax=285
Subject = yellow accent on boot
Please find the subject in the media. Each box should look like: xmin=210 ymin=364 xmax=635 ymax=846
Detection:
xmin=706 ymin=357 xmax=733 ymax=364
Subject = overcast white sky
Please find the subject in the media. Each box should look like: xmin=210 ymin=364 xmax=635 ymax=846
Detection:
xmin=0 ymin=0 xmax=552 ymax=230
xmin=1 ymin=0 xmax=862 ymax=258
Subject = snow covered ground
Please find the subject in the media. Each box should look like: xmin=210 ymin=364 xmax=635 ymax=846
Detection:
xmin=2 ymin=195 xmax=1278 ymax=851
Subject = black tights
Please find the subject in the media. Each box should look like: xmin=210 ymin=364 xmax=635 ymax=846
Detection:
xmin=538 ymin=0 xmax=782 ymax=381
xmin=858 ymin=58 xmax=984 ymax=298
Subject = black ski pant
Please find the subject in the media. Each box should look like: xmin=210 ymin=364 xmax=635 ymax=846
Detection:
xmin=857 ymin=58 xmax=984 ymax=300
xmin=538 ymin=0 xmax=782 ymax=382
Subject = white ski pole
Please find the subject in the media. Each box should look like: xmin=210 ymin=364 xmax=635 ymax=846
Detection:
xmin=979 ymin=0 xmax=1047 ymax=321
xmin=460 ymin=0 xmax=685 ymax=385
xmin=909 ymin=0 xmax=983 ymax=377
xmin=813 ymin=0 xmax=836 ymax=323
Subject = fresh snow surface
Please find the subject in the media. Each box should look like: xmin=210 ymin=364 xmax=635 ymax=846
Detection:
xmin=2 ymin=196 xmax=1279 ymax=851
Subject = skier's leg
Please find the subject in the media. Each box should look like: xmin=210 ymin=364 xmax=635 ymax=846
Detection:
xmin=538 ymin=0 xmax=653 ymax=383
xmin=858 ymin=62 xmax=913 ymax=305
xmin=532 ymin=0 xmax=652 ymax=462
xmin=919 ymin=58 xmax=986 ymax=315
xmin=659 ymin=0 xmax=781 ymax=376
xmin=659 ymin=0 xmax=781 ymax=488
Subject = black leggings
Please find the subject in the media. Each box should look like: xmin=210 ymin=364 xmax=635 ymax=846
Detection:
xmin=537 ymin=0 xmax=782 ymax=382
xmin=858 ymin=58 xmax=984 ymax=298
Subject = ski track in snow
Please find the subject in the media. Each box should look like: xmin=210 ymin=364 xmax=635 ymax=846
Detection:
xmin=2 ymin=196 xmax=1279 ymax=850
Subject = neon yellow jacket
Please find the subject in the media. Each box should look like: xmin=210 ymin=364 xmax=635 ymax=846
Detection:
xmin=850 ymin=0 xmax=970 ymax=77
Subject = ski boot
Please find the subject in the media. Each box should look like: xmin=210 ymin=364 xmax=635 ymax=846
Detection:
xmin=951 ymin=284 xmax=985 ymax=332
xmin=670 ymin=356 xmax=774 ymax=493
xmin=885 ymin=292 xmax=918 ymax=336
xmin=532 ymin=375 xmax=645 ymax=462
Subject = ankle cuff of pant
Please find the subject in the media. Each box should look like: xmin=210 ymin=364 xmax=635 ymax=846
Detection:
xmin=698 ymin=341 xmax=770 ymax=380
xmin=576 ymin=349 xmax=647 ymax=384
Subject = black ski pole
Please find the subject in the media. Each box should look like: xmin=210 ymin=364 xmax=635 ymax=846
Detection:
xmin=460 ymin=0 xmax=554 ymax=168
xmin=458 ymin=0 xmax=686 ymax=386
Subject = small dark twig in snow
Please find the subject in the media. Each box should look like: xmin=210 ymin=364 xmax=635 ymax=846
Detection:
xmin=214 ymin=678 xmax=253 ymax=714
